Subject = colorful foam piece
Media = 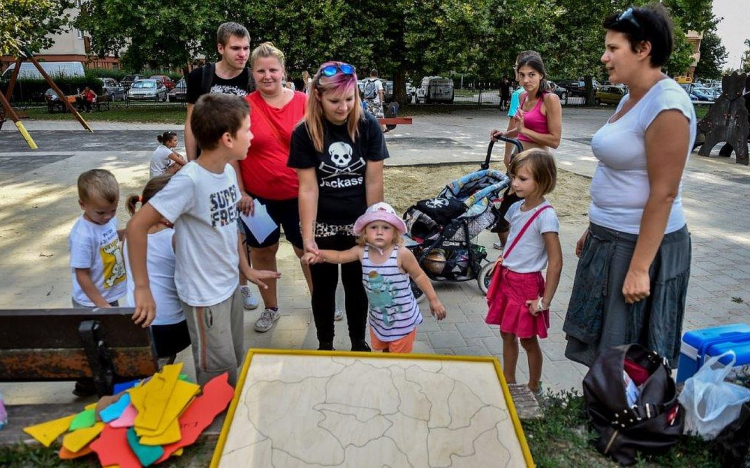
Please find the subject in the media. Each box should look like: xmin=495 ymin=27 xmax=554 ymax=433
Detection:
xmin=156 ymin=373 xmax=234 ymax=463
xmin=126 ymin=427 xmax=164 ymax=466
xmin=136 ymin=379 xmax=199 ymax=438
xmin=90 ymin=425 xmax=141 ymax=468
xmin=58 ymin=445 xmax=93 ymax=460
xmin=69 ymin=408 xmax=97 ymax=431
xmin=131 ymin=363 xmax=183 ymax=431
xmin=23 ymin=414 xmax=75 ymax=447
xmin=114 ymin=378 xmax=142 ymax=394
xmin=62 ymin=421 xmax=104 ymax=453
xmin=100 ymin=393 xmax=132 ymax=423
xmin=139 ymin=418 xmax=181 ymax=446
xmin=110 ymin=403 xmax=137 ymax=428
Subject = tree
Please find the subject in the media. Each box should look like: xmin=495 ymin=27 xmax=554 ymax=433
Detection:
xmin=1 ymin=0 xmax=72 ymax=57
xmin=743 ymin=39 xmax=750 ymax=73
xmin=694 ymin=29 xmax=727 ymax=80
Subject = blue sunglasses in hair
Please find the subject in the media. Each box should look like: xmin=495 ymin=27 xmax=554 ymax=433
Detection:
xmin=320 ymin=63 xmax=356 ymax=77
xmin=615 ymin=7 xmax=641 ymax=29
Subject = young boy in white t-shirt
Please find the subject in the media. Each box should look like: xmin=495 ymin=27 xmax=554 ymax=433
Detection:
xmin=127 ymin=93 xmax=279 ymax=386
xmin=68 ymin=168 xmax=130 ymax=396
xmin=69 ymin=169 xmax=127 ymax=308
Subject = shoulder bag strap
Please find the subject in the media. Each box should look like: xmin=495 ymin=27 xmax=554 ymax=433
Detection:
xmin=200 ymin=63 xmax=214 ymax=95
xmin=502 ymin=204 xmax=551 ymax=259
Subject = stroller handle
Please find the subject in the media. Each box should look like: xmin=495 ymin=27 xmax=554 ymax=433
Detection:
xmin=481 ymin=137 xmax=523 ymax=170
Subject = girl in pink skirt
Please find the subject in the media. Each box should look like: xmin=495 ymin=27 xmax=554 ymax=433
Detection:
xmin=485 ymin=149 xmax=562 ymax=395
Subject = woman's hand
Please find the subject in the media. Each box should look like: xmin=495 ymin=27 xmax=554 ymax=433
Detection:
xmin=303 ymin=237 xmax=320 ymax=257
xmin=575 ymin=229 xmax=589 ymax=257
xmin=490 ymin=129 xmax=504 ymax=141
xmin=623 ymin=268 xmax=650 ymax=304
xmin=239 ymin=192 xmax=254 ymax=216
xmin=514 ymin=110 xmax=525 ymax=133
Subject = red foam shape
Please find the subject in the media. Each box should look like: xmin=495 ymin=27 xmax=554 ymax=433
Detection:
xmin=89 ymin=425 xmax=141 ymax=468
xmin=155 ymin=373 xmax=234 ymax=464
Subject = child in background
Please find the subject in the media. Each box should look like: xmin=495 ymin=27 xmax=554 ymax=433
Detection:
xmin=485 ymin=149 xmax=562 ymax=395
xmin=123 ymin=175 xmax=191 ymax=360
xmin=127 ymin=94 xmax=279 ymax=386
xmin=150 ymin=131 xmax=186 ymax=177
xmin=69 ymin=169 xmax=127 ymax=309
xmin=303 ymin=202 xmax=446 ymax=353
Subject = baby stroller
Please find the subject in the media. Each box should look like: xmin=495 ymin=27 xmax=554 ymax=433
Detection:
xmin=403 ymin=137 xmax=523 ymax=300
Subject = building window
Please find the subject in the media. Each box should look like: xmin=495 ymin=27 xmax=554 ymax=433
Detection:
xmin=77 ymin=29 xmax=84 ymax=39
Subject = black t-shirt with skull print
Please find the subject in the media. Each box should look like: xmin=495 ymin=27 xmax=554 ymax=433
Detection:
xmin=288 ymin=112 xmax=389 ymax=225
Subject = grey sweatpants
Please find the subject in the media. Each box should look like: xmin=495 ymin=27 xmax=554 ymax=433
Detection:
xmin=181 ymin=287 xmax=244 ymax=386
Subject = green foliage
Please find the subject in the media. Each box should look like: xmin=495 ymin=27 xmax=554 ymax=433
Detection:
xmin=743 ymin=39 xmax=750 ymax=73
xmin=694 ymin=30 xmax=728 ymax=80
xmin=1 ymin=76 xmax=104 ymax=102
xmin=0 ymin=0 xmax=73 ymax=57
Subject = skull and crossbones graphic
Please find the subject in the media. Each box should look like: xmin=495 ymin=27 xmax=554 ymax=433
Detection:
xmin=319 ymin=142 xmax=366 ymax=179
xmin=425 ymin=198 xmax=449 ymax=209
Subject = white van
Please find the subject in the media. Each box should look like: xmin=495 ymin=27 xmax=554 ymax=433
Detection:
xmin=1 ymin=61 xmax=85 ymax=80
xmin=418 ymin=76 xmax=454 ymax=103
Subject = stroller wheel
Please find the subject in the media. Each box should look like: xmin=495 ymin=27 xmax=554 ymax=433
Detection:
xmin=477 ymin=262 xmax=494 ymax=295
xmin=410 ymin=279 xmax=427 ymax=304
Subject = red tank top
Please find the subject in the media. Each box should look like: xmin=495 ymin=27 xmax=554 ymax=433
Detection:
xmin=517 ymin=92 xmax=549 ymax=143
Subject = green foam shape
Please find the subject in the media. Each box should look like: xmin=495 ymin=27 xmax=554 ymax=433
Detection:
xmin=126 ymin=427 xmax=164 ymax=466
xmin=68 ymin=409 xmax=96 ymax=431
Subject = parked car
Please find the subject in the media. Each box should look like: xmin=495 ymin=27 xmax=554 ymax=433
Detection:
xmin=127 ymin=79 xmax=168 ymax=101
xmin=168 ymin=78 xmax=187 ymax=102
xmin=120 ymin=74 xmax=147 ymax=91
xmin=547 ymin=81 xmax=568 ymax=105
xmin=406 ymin=82 xmax=416 ymax=101
xmin=98 ymin=77 xmax=125 ymax=101
xmin=556 ymin=79 xmax=600 ymax=97
xmin=595 ymin=85 xmax=627 ymax=105
xmin=692 ymin=86 xmax=716 ymax=101
xmin=689 ymin=88 xmax=712 ymax=101
xmin=418 ymin=76 xmax=454 ymax=103
xmin=150 ymin=74 xmax=175 ymax=90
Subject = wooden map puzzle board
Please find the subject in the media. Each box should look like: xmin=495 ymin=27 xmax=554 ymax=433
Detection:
xmin=212 ymin=350 xmax=534 ymax=467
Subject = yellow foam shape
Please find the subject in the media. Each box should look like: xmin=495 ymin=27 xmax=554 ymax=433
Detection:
xmin=174 ymin=448 xmax=184 ymax=457
xmin=23 ymin=414 xmax=76 ymax=447
xmin=139 ymin=418 xmax=182 ymax=446
xmin=84 ymin=403 xmax=97 ymax=411
xmin=132 ymin=363 xmax=183 ymax=431
xmin=62 ymin=422 xmax=105 ymax=453
xmin=136 ymin=380 xmax=199 ymax=438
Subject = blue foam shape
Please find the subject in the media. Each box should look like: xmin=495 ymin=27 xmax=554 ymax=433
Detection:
xmin=113 ymin=379 xmax=140 ymax=394
xmin=100 ymin=393 xmax=132 ymax=423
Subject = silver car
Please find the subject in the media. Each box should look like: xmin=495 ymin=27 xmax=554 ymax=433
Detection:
xmin=98 ymin=77 xmax=125 ymax=101
xmin=127 ymin=79 xmax=167 ymax=102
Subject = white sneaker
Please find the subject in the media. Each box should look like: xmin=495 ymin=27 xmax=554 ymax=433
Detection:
xmin=240 ymin=285 xmax=259 ymax=310
xmin=493 ymin=241 xmax=503 ymax=250
xmin=334 ymin=307 xmax=344 ymax=321
xmin=254 ymin=308 xmax=280 ymax=332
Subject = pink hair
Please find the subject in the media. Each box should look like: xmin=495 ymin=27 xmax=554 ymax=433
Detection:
xmin=302 ymin=61 xmax=363 ymax=152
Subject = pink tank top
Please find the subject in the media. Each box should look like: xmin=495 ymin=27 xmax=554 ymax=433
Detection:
xmin=517 ymin=92 xmax=549 ymax=143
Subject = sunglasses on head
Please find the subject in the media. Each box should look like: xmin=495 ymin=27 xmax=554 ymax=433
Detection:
xmin=615 ymin=7 xmax=641 ymax=29
xmin=320 ymin=63 xmax=355 ymax=77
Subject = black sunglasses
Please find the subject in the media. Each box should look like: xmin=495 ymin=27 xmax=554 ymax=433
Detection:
xmin=615 ymin=7 xmax=641 ymax=29
xmin=320 ymin=63 xmax=355 ymax=77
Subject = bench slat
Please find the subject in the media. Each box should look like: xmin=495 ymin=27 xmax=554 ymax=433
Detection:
xmin=0 ymin=348 xmax=157 ymax=380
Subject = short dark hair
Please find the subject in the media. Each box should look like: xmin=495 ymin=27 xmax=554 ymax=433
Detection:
xmin=216 ymin=22 xmax=250 ymax=47
xmin=78 ymin=169 xmax=119 ymax=203
xmin=370 ymin=69 xmax=378 ymax=77
xmin=191 ymin=94 xmax=250 ymax=150
xmin=603 ymin=3 xmax=674 ymax=67
xmin=509 ymin=149 xmax=557 ymax=196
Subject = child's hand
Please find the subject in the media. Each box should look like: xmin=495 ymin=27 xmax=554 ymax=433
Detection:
xmin=301 ymin=252 xmax=320 ymax=264
xmin=247 ymin=268 xmax=281 ymax=290
xmin=133 ymin=286 xmax=156 ymax=328
xmin=430 ymin=299 xmax=447 ymax=321
xmin=525 ymin=296 xmax=546 ymax=316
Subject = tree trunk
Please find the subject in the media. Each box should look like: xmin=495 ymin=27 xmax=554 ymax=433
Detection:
xmin=584 ymin=75 xmax=595 ymax=106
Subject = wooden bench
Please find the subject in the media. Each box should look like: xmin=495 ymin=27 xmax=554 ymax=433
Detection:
xmin=93 ymin=93 xmax=111 ymax=112
xmin=0 ymin=308 xmax=158 ymax=396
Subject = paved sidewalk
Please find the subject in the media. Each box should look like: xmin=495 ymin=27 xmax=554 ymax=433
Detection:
xmin=1 ymin=108 xmax=748 ymax=405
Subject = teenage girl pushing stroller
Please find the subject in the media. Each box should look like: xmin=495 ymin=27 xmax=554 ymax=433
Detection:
xmin=485 ymin=149 xmax=562 ymax=395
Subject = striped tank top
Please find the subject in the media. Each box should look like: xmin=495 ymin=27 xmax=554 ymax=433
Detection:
xmin=362 ymin=245 xmax=423 ymax=341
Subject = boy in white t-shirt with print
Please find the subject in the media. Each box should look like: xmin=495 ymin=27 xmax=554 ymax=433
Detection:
xmin=69 ymin=169 xmax=128 ymax=309
xmin=127 ymin=93 xmax=279 ymax=386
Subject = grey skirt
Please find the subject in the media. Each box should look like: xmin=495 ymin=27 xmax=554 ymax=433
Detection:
xmin=563 ymin=222 xmax=691 ymax=368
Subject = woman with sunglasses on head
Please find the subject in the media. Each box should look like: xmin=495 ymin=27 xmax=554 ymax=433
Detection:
xmin=563 ymin=4 xmax=695 ymax=369
xmin=289 ymin=62 xmax=389 ymax=351
xmin=234 ymin=42 xmax=313 ymax=333
xmin=489 ymin=51 xmax=562 ymax=251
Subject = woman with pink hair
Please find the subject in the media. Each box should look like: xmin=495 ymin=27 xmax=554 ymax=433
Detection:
xmin=288 ymin=62 xmax=389 ymax=351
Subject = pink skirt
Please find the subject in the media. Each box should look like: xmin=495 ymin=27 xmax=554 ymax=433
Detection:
xmin=485 ymin=266 xmax=550 ymax=339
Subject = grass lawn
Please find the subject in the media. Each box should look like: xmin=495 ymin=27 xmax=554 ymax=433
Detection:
xmin=23 ymin=104 xmax=187 ymax=124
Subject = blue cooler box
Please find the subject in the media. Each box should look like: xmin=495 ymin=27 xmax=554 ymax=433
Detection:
xmin=676 ymin=323 xmax=750 ymax=383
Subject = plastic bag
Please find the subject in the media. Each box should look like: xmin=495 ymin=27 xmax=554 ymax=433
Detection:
xmin=679 ymin=351 xmax=750 ymax=440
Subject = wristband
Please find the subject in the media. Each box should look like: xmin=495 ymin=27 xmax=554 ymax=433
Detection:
xmin=536 ymin=297 xmax=545 ymax=312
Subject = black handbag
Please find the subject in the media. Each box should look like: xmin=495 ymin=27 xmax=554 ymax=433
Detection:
xmin=583 ymin=344 xmax=685 ymax=465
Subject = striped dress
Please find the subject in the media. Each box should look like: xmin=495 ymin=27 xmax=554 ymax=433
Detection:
xmin=362 ymin=245 xmax=423 ymax=341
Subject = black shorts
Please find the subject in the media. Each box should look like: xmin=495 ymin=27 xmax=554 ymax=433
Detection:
xmin=151 ymin=320 xmax=191 ymax=358
xmin=240 ymin=195 xmax=304 ymax=249
xmin=490 ymin=188 xmax=522 ymax=233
